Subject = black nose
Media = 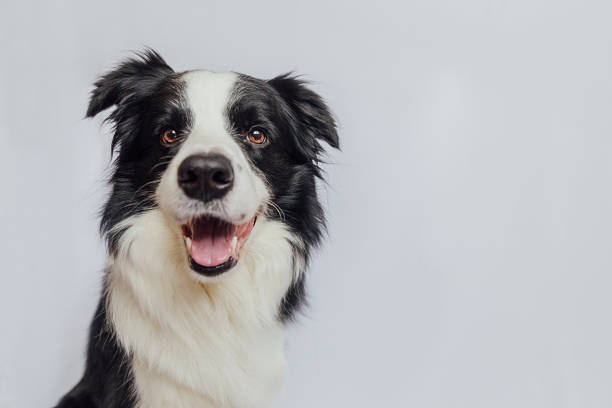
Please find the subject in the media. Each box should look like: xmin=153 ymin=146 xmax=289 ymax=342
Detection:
xmin=177 ymin=154 xmax=234 ymax=202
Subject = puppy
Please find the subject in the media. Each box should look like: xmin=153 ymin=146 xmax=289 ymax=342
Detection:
xmin=55 ymin=50 xmax=338 ymax=408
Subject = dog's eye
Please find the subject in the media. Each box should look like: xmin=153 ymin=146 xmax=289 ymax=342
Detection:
xmin=246 ymin=129 xmax=267 ymax=145
xmin=162 ymin=129 xmax=180 ymax=145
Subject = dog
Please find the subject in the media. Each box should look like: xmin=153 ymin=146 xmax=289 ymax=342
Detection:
xmin=55 ymin=49 xmax=338 ymax=408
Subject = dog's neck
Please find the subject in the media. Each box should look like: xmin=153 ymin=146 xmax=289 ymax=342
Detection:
xmin=106 ymin=209 xmax=298 ymax=407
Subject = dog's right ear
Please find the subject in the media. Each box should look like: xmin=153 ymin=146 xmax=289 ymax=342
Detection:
xmin=86 ymin=49 xmax=173 ymax=118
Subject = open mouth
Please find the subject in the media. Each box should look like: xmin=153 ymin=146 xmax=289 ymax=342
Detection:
xmin=181 ymin=216 xmax=256 ymax=277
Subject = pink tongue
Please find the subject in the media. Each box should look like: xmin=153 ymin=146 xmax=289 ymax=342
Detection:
xmin=190 ymin=219 xmax=234 ymax=267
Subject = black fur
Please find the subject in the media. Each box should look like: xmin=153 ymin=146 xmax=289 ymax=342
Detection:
xmin=54 ymin=284 xmax=136 ymax=408
xmin=56 ymin=49 xmax=337 ymax=407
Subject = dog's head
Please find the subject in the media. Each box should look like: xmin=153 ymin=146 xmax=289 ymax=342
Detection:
xmin=87 ymin=50 xmax=338 ymax=283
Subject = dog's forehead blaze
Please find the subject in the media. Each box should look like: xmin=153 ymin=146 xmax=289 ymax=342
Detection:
xmin=181 ymin=70 xmax=238 ymax=131
xmin=173 ymin=70 xmax=248 ymax=169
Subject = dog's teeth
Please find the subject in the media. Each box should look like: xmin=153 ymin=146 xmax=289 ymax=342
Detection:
xmin=185 ymin=237 xmax=192 ymax=248
xmin=231 ymin=236 xmax=238 ymax=251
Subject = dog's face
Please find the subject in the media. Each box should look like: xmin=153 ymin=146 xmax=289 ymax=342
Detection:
xmin=87 ymin=51 xmax=338 ymax=285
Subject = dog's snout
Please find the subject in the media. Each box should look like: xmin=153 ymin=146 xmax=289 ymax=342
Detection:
xmin=178 ymin=154 xmax=234 ymax=202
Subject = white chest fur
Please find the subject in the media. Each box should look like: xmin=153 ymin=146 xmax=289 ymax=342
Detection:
xmin=107 ymin=210 xmax=298 ymax=407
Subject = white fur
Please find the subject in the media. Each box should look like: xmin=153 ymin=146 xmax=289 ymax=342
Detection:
xmin=108 ymin=209 xmax=298 ymax=407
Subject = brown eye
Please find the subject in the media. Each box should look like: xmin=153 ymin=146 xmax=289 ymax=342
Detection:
xmin=162 ymin=129 xmax=180 ymax=145
xmin=246 ymin=129 xmax=267 ymax=145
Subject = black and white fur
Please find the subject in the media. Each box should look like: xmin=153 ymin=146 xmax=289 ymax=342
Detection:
xmin=56 ymin=50 xmax=338 ymax=408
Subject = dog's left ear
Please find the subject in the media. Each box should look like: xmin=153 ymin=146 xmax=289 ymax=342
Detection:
xmin=268 ymin=74 xmax=339 ymax=159
xmin=86 ymin=49 xmax=173 ymax=153
xmin=86 ymin=49 xmax=173 ymax=118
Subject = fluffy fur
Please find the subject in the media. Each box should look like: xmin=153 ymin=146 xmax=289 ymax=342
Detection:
xmin=55 ymin=50 xmax=338 ymax=408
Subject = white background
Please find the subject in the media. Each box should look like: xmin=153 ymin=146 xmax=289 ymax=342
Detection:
xmin=1 ymin=0 xmax=612 ymax=407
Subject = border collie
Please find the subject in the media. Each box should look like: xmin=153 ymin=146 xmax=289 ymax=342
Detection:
xmin=55 ymin=50 xmax=338 ymax=408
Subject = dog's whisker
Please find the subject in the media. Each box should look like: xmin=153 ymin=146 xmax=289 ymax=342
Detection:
xmin=150 ymin=157 xmax=173 ymax=173
xmin=264 ymin=199 xmax=285 ymax=221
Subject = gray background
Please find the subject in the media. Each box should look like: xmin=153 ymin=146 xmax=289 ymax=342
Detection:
xmin=1 ymin=0 xmax=611 ymax=407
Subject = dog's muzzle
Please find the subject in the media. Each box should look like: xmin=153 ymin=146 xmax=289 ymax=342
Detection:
xmin=175 ymin=153 xmax=256 ymax=276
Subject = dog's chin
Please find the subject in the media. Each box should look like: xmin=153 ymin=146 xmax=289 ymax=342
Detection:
xmin=179 ymin=214 xmax=256 ymax=280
